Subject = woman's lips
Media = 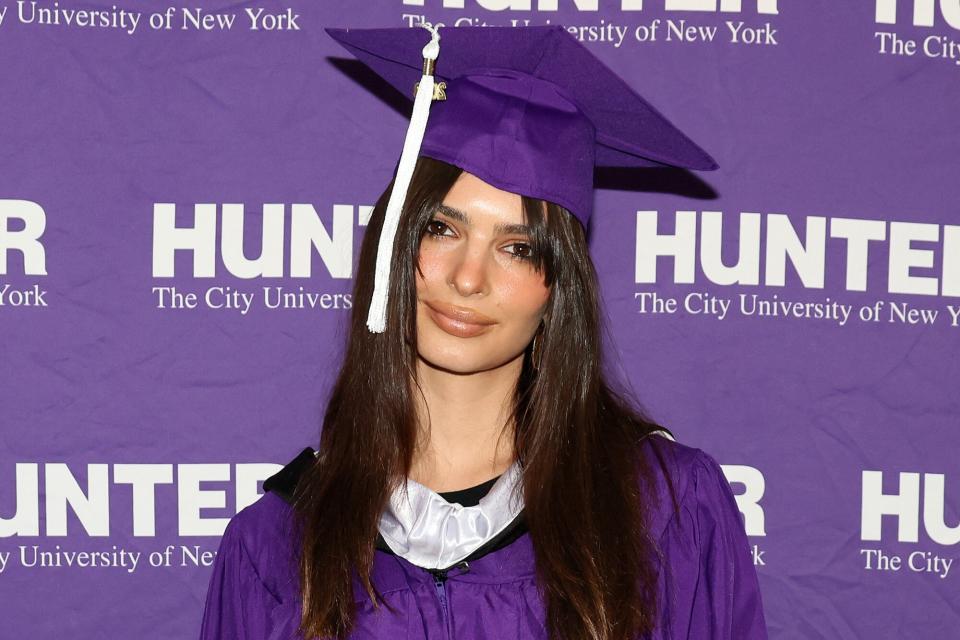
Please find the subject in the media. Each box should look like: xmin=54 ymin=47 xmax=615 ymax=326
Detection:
xmin=424 ymin=301 xmax=495 ymax=338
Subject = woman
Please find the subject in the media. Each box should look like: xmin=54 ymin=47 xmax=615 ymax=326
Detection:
xmin=200 ymin=25 xmax=768 ymax=640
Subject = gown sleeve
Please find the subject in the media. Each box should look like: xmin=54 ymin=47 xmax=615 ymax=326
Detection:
xmin=198 ymin=514 xmax=283 ymax=640
xmin=661 ymin=448 xmax=769 ymax=639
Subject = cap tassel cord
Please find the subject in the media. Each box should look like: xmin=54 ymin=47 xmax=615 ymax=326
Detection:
xmin=366 ymin=24 xmax=442 ymax=333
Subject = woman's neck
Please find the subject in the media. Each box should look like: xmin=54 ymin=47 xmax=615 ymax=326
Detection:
xmin=409 ymin=353 xmax=521 ymax=493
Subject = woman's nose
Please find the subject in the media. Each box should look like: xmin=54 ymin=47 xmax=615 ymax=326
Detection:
xmin=448 ymin=243 xmax=489 ymax=297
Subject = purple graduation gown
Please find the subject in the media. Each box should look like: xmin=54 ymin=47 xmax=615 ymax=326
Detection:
xmin=199 ymin=436 xmax=768 ymax=639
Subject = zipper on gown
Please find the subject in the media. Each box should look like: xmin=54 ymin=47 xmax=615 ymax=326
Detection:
xmin=426 ymin=560 xmax=470 ymax=639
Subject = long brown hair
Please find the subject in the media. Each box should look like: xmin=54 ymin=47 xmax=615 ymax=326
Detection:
xmin=292 ymin=156 xmax=678 ymax=640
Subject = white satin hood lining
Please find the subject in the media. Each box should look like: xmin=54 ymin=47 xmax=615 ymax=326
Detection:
xmin=378 ymin=459 xmax=524 ymax=570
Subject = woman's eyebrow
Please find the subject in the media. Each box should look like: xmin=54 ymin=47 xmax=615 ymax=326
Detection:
xmin=435 ymin=204 xmax=531 ymax=236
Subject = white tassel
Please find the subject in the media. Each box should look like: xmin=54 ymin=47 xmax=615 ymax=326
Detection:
xmin=366 ymin=24 xmax=442 ymax=333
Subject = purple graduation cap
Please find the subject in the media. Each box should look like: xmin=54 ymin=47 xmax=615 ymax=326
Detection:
xmin=325 ymin=24 xmax=718 ymax=333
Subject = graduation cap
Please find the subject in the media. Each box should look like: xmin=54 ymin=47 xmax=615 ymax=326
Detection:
xmin=325 ymin=24 xmax=718 ymax=333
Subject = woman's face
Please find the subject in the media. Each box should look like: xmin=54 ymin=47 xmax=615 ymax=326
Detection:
xmin=415 ymin=171 xmax=550 ymax=374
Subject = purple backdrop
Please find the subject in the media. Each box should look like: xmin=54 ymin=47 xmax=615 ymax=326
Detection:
xmin=1 ymin=1 xmax=958 ymax=637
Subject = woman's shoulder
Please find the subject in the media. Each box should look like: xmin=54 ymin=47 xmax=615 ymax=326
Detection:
xmin=211 ymin=450 xmax=311 ymax=596
xmin=200 ymin=463 xmax=306 ymax=637
xmin=639 ymin=431 xmax=769 ymax=637
xmin=224 ymin=447 xmax=314 ymax=550
xmin=637 ymin=429 xmax=734 ymax=541
xmin=225 ymin=489 xmax=297 ymax=549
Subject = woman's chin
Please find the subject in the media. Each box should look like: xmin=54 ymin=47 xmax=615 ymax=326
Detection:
xmin=418 ymin=344 xmax=515 ymax=373
xmin=417 ymin=349 xmax=490 ymax=375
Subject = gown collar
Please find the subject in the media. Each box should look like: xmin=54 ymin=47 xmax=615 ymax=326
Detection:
xmin=377 ymin=459 xmax=525 ymax=570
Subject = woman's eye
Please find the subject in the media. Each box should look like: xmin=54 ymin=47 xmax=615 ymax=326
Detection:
xmin=506 ymin=243 xmax=535 ymax=261
xmin=425 ymin=219 xmax=453 ymax=238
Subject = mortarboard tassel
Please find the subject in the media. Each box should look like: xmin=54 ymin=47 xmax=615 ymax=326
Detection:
xmin=366 ymin=24 xmax=444 ymax=333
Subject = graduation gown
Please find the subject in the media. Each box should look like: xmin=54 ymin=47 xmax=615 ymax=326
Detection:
xmin=198 ymin=435 xmax=768 ymax=639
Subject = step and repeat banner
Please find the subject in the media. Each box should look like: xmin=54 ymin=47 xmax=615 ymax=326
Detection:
xmin=1 ymin=1 xmax=957 ymax=637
